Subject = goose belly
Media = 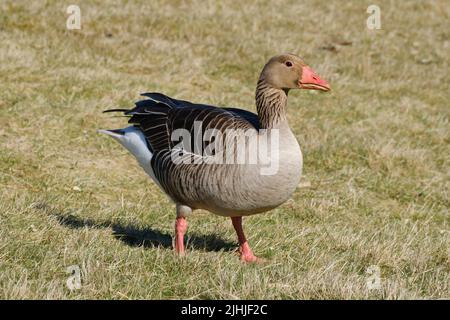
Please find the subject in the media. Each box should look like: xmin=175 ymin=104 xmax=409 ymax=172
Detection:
xmin=193 ymin=143 xmax=303 ymax=216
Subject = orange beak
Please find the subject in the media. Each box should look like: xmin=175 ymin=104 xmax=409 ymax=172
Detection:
xmin=299 ymin=66 xmax=330 ymax=91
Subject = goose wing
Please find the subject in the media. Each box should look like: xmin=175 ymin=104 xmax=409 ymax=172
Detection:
xmin=105 ymin=92 xmax=260 ymax=154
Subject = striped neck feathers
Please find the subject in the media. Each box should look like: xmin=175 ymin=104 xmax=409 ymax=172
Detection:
xmin=255 ymin=78 xmax=289 ymax=129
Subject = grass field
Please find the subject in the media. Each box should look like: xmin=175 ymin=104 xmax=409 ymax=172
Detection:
xmin=0 ymin=0 xmax=449 ymax=299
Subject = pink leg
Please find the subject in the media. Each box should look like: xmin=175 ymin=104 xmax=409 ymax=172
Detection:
xmin=175 ymin=216 xmax=188 ymax=256
xmin=231 ymin=216 xmax=263 ymax=263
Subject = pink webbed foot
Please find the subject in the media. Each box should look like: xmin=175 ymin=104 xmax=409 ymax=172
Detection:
xmin=238 ymin=241 xmax=266 ymax=264
xmin=231 ymin=216 xmax=266 ymax=264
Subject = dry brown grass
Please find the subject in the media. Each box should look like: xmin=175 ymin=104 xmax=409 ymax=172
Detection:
xmin=0 ymin=0 xmax=449 ymax=299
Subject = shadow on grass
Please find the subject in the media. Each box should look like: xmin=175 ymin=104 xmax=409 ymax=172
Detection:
xmin=53 ymin=213 xmax=236 ymax=252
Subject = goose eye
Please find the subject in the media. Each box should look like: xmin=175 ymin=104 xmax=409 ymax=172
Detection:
xmin=285 ymin=61 xmax=293 ymax=67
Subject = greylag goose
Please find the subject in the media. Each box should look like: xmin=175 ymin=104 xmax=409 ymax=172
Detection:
xmin=99 ymin=54 xmax=330 ymax=263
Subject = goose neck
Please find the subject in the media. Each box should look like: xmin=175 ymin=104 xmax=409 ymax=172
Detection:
xmin=255 ymin=79 xmax=289 ymax=129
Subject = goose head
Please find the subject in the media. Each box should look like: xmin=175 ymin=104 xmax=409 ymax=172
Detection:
xmin=260 ymin=53 xmax=330 ymax=91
